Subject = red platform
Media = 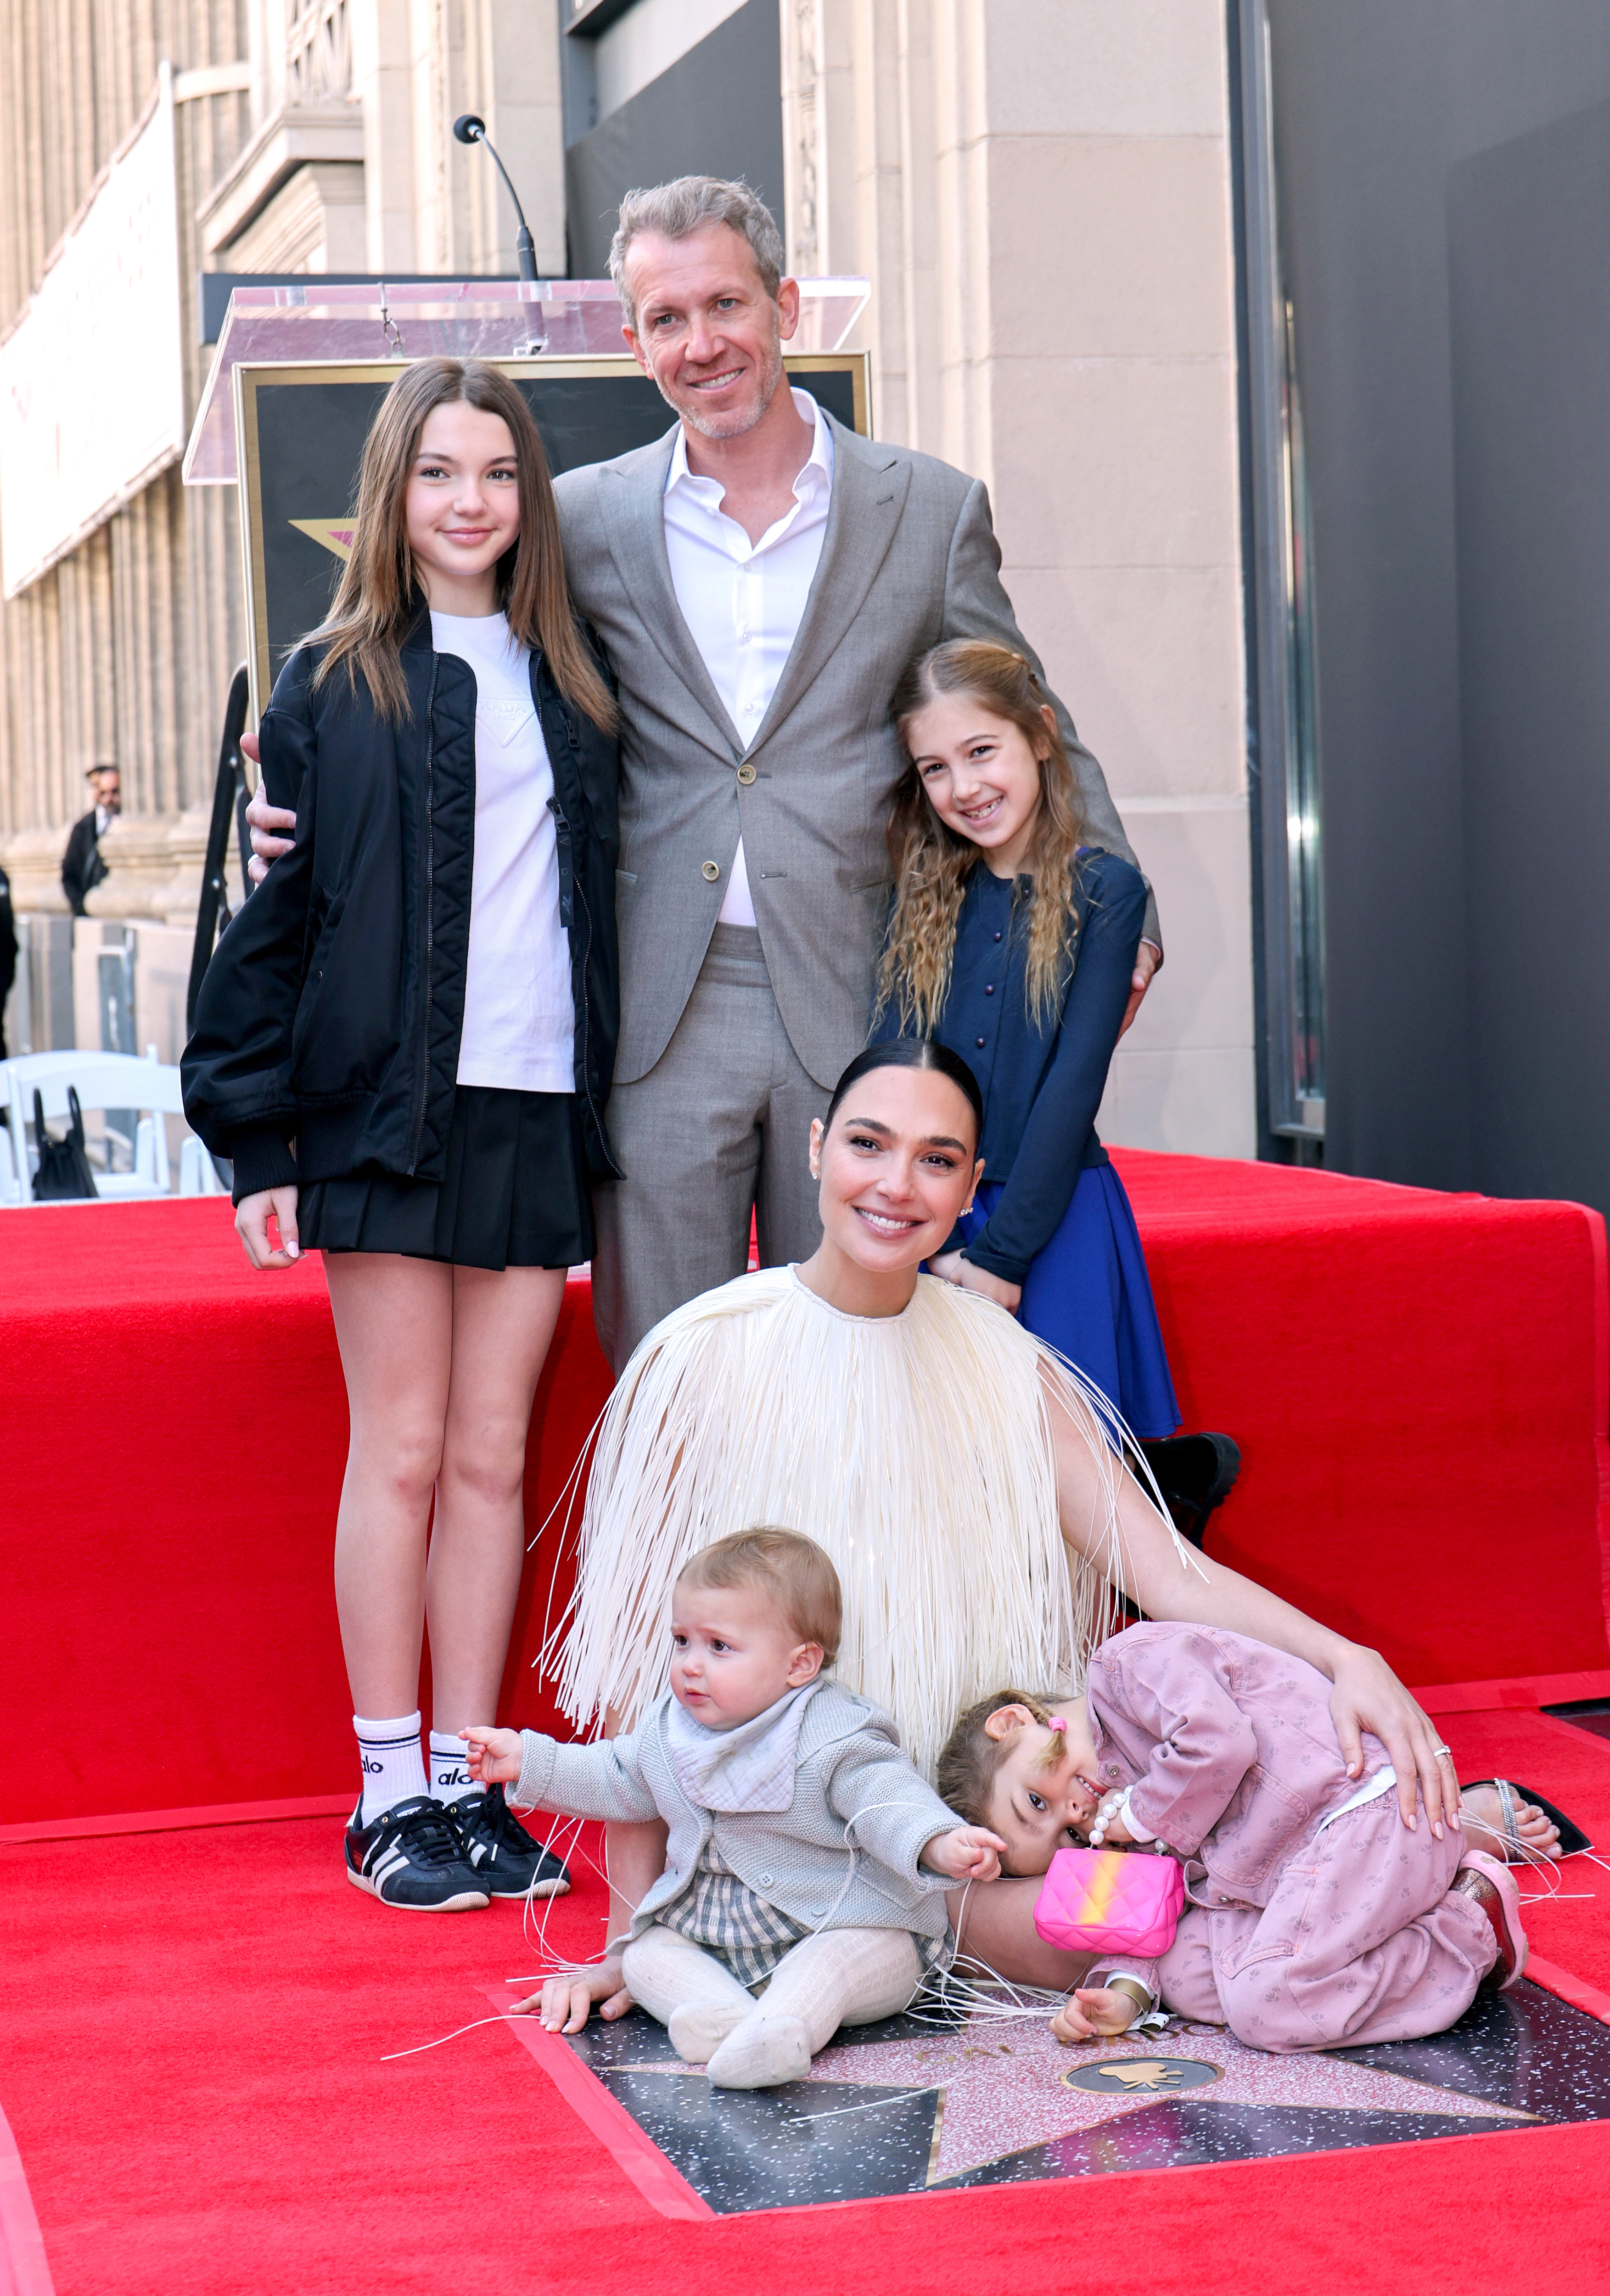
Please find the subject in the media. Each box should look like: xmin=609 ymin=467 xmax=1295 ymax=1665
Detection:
xmin=4 ymin=1148 xmax=1609 ymax=1827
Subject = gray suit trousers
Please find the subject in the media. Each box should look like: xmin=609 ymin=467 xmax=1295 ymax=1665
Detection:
xmin=591 ymin=926 xmax=827 ymax=1372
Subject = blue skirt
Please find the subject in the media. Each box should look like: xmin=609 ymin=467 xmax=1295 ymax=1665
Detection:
xmin=953 ymin=1163 xmax=1180 ymax=1441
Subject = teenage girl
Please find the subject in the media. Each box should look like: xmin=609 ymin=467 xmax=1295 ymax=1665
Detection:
xmin=183 ymin=357 xmax=620 ymax=1912
xmin=872 ymin=638 xmax=1178 ymax=1441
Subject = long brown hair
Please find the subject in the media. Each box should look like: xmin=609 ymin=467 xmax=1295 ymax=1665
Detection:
xmin=876 ymin=642 xmax=1086 ymax=1035
xmin=309 ymin=357 xmax=616 ymax=732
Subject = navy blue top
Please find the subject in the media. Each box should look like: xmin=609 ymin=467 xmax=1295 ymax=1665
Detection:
xmin=872 ymin=847 xmax=1146 ymax=1285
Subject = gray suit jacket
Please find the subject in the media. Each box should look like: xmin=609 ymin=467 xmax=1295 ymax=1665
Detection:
xmin=513 ymin=1683 xmax=957 ymax=1947
xmin=555 ymin=413 xmax=1157 ymax=1092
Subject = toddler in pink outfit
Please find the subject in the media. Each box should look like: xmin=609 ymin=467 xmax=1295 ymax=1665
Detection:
xmin=937 ymin=1622 xmax=1527 ymax=2053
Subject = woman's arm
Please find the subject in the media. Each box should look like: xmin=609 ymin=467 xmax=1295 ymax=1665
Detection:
xmin=1046 ymin=1379 xmax=1454 ymax=1834
xmin=960 ymin=854 xmax=1145 ymax=1285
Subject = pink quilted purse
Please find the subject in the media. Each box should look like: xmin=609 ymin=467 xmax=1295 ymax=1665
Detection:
xmin=1033 ymin=1846 xmax=1185 ymax=1957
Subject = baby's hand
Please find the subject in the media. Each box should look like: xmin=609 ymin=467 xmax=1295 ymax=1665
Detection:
xmin=921 ymin=1824 xmax=1007 ymax=1883
xmin=459 ymin=1726 xmax=523 ymax=1785
xmin=1051 ymin=1986 xmax=1143 ymax=2045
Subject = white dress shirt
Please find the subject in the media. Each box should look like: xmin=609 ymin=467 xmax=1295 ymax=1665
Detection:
xmin=431 ymin=609 xmax=575 ymax=1094
xmin=662 ymin=388 xmax=835 ymax=928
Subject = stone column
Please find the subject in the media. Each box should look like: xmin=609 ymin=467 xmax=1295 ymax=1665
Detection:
xmin=777 ymin=0 xmax=1255 ymax=1156
xmin=351 ymin=0 xmax=418 ymax=268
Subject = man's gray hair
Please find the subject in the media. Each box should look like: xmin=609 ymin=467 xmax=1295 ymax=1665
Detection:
xmin=610 ymin=177 xmax=785 ymax=328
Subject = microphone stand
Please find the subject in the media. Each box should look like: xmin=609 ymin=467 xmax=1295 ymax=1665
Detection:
xmin=452 ymin=114 xmax=539 ymax=282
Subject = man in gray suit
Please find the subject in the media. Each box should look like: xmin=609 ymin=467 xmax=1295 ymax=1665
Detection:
xmin=571 ymin=178 xmax=1158 ymax=1368
xmin=246 ymin=176 xmax=1160 ymax=1370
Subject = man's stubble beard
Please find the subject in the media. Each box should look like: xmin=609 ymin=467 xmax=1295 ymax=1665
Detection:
xmin=656 ymin=326 xmax=785 ymax=443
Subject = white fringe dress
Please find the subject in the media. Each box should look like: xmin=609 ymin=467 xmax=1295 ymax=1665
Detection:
xmin=556 ymin=1265 xmax=1180 ymax=1782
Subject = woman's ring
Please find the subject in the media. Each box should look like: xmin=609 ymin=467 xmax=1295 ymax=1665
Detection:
xmin=1431 ymin=1745 xmax=1454 ymax=1760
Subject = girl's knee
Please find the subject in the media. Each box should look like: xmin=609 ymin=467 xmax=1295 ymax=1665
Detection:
xmin=439 ymin=1425 xmax=528 ymax=1510
xmin=353 ymin=1421 xmax=444 ymax=1506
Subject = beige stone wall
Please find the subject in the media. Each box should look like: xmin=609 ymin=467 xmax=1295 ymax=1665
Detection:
xmin=2 ymin=0 xmax=1252 ymax=1156
xmin=0 ymin=0 xmax=562 ymax=936
xmin=782 ymin=0 xmax=1255 ymax=1156
xmin=0 ymin=0 xmax=254 ymax=918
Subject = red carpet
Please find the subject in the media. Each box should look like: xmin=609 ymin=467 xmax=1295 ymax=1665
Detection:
xmin=3 ymin=1808 xmax=1610 ymax=2296
xmin=1437 ymin=1704 xmax=1610 ymax=1999
xmin=1112 ymin=1148 xmax=1610 ymax=1689
xmin=6 ymin=1155 xmax=1610 ymax=2290
xmin=0 ymin=1210 xmax=606 ymax=1826
xmin=3 ymin=1148 xmax=1609 ymax=1823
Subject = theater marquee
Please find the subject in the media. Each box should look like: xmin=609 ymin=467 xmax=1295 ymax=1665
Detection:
xmin=0 ymin=67 xmax=187 ymax=598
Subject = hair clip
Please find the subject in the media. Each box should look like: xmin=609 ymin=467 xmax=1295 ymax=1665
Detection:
xmin=1047 ymin=1716 xmax=1068 ymax=1733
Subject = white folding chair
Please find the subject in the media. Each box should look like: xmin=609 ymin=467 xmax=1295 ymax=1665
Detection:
xmin=1 ymin=1046 xmax=207 ymax=1202
xmin=180 ymin=1133 xmax=224 ymax=1196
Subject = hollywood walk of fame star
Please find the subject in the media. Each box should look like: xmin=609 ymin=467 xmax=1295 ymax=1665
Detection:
xmin=781 ymin=2013 xmax=1537 ymax=2184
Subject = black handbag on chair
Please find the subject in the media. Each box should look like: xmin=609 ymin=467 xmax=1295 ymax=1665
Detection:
xmin=31 ymin=1086 xmax=98 ymax=1200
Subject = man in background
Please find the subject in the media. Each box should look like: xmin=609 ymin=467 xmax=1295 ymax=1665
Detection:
xmin=0 ymin=854 xmax=15 ymax=1059
xmin=62 ymin=762 xmax=120 ymax=917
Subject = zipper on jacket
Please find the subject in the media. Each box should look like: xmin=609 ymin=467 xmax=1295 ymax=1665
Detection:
xmin=547 ymin=792 xmax=575 ymax=929
xmin=549 ymin=792 xmax=618 ymax=1175
xmin=407 ymin=658 xmax=441 ymax=1175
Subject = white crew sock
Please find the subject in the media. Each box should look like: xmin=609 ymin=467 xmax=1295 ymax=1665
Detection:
xmin=353 ymin=1711 xmax=427 ymax=1826
xmin=429 ymin=1730 xmax=482 ymax=1803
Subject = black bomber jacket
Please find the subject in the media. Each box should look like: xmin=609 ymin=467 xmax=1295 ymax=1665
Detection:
xmin=182 ymin=604 xmax=622 ymax=1198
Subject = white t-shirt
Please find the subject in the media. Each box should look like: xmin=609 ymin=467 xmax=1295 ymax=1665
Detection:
xmin=431 ymin=610 xmax=574 ymax=1094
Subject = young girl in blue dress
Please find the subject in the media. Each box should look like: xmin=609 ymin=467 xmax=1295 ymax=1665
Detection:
xmin=872 ymin=638 xmax=1179 ymax=1440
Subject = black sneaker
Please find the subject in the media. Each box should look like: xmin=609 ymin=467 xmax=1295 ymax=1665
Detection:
xmin=344 ymin=1794 xmax=491 ymax=1911
xmin=447 ymin=1784 xmax=572 ymax=1900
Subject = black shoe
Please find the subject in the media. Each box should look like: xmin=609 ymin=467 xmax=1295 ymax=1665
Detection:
xmin=1137 ymin=1432 xmax=1242 ymax=1551
xmin=447 ymin=1783 xmax=572 ymax=1900
xmin=344 ymin=1793 xmax=491 ymax=1911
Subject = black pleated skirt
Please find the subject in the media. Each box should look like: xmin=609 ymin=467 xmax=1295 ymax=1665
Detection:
xmin=297 ymin=1086 xmax=594 ymax=1272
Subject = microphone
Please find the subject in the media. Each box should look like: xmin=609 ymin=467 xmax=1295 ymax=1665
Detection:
xmin=453 ymin=114 xmax=539 ymax=282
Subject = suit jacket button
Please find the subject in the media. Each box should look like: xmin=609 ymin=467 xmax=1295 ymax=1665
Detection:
xmin=737 ymin=762 xmax=757 ymax=785
xmin=701 ymin=860 xmax=721 ymax=881
xmin=975 ymin=1036 xmax=985 ymax=1049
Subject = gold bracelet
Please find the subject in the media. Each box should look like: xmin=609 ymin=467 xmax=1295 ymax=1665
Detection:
xmin=1104 ymin=1975 xmax=1158 ymax=2030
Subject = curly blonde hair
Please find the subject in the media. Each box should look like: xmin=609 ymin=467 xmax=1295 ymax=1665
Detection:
xmin=875 ymin=642 xmax=1086 ymax=1035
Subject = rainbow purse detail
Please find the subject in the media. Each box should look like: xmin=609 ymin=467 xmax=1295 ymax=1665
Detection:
xmin=1032 ymin=1846 xmax=1185 ymax=1957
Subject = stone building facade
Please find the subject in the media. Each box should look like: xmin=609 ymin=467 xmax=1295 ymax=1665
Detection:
xmin=0 ymin=0 xmax=1254 ymax=1157
xmin=781 ymin=1 xmax=1252 ymax=1155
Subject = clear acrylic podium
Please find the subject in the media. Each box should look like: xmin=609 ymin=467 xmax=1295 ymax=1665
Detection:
xmin=181 ymin=276 xmax=871 ymax=487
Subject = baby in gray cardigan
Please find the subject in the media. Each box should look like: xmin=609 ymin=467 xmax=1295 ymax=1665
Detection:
xmin=463 ymin=1528 xmax=1004 ymax=2089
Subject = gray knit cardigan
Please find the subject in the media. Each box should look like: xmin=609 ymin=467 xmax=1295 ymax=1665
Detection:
xmin=512 ymin=1684 xmax=959 ymax=1947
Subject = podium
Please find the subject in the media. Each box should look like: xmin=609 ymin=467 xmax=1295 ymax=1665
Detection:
xmin=181 ymin=277 xmax=871 ymax=712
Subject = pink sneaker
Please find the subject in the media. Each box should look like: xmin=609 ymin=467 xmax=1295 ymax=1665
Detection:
xmin=1453 ymin=1847 xmax=1530 ymax=1992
